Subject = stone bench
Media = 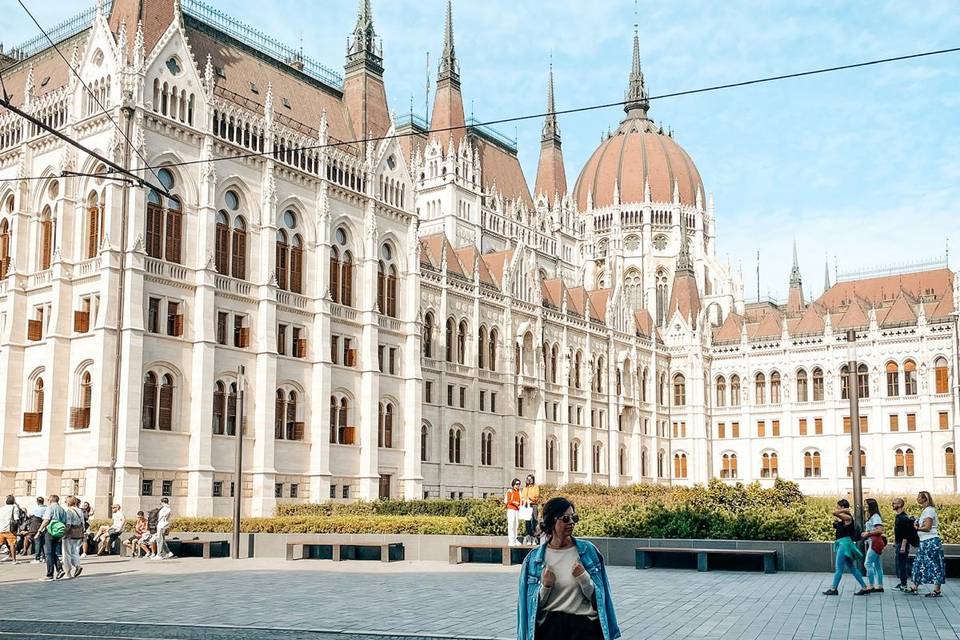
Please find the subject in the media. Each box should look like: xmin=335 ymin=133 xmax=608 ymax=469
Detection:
xmin=449 ymin=543 xmax=535 ymax=566
xmin=170 ymin=538 xmax=230 ymax=559
xmin=286 ymin=541 xmax=404 ymax=562
xmin=636 ymin=547 xmax=777 ymax=574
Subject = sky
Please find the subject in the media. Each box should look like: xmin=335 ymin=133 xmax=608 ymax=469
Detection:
xmin=3 ymin=1 xmax=958 ymax=300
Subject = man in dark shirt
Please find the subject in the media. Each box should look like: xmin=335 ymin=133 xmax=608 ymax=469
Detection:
xmin=892 ymin=497 xmax=919 ymax=590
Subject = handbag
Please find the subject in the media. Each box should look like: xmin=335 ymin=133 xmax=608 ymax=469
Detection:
xmin=870 ymin=534 xmax=887 ymax=554
xmin=518 ymin=506 xmax=533 ymax=521
xmin=66 ymin=507 xmax=85 ymax=540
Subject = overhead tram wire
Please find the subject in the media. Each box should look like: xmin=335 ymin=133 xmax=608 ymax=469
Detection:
xmin=122 ymin=44 xmax=960 ymax=175
xmin=5 ymin=44 xmax=960 ymax=183
xmin=13 ymin=0 xmax=172 ymax=199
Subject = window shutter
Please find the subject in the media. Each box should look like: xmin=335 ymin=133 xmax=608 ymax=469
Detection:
xmin=274 ymin=396 xmax=285 ymax=439
xmin=213 ymin=390 xmax=225 ymax=434
xmin=146 ymin=204 xmax=163 ymax=258
xmin=342 ymin=260 xmax=352 ymax=305
xmin=23 ymin=412 xmax=42 ymax=432
xmin=142 ymin=379 xmax=157 ymax=429
xmin=27 ymin=319 xmax=42 ymax=341
xmin=329 ymin=256 xmax=339 ymax=303
xmin=239 ymin=327 xmax=250 ymax=348
xmin=40 ymin=220 xmax=52 ymax=270
xmin=343 ymin=426 xmax=356 ymax=445
xmin=231 ymin=229 xmax=246 ymax=279
xmin=387 ymin=273 xmax=397 ymax=317
xmin=173 ymin=314 xmax=184 ymax=337
xmin=296 ymin=338 xmax=307 ymax=359
xmin=345 ymin=348 xmax=356 ymax=367
xmin=293 ymin=421 xmax=305 ymax=441
xmin=87 ymin=207 xmax=99 ymax=259
xmin=215 ymin=223 xmax=229 ymax=274
xmin=74 ymin=310 xmax=89 ymax=333
xmin=158 ymin=383 xmax=174 ymax=431
xmin=275 ymin=242 xmax=287 ymax=290
xmin=290 ymin=246 xmax=303 ymax=294
xmin=165 ymin=208 xmax=182 ymax=263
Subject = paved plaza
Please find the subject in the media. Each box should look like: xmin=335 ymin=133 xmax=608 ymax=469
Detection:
xmin=0 ymin=556 xmax=957 ymax=640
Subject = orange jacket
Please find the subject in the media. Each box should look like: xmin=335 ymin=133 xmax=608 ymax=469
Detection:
xmin=504 ymin=488 xmax=521 ymax=510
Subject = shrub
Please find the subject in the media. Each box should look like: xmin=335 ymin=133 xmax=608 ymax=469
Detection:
xmin=276 ymin=499 xmax=481 ymax=519
xmin=465 ymin=499 xmax=507 ymax=536
xmin=171 ymin=515 xmax=468 ymax=535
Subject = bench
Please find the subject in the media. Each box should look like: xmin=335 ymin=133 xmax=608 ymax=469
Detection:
xmin=449 ymin=544 xmax=535 ymax=566
xmin=171 ymin=538 xmax=230 ymax=559
xmin=286 ymin=541 xmax=404 ymax=562
xmin=636 ymin=547 xmax=777 ymax=574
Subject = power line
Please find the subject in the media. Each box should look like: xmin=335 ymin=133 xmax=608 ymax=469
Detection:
xmin=14 ymin=0 xmax=171 ymax=198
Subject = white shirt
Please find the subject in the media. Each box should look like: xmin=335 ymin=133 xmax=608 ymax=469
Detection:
xmin=157 ymin=504 xmax=172 ymax=530
xmin=110 ymin=510 xmax=126 ymax=531
xmin=0 ymin=504 xmax=21 ymax=533
xmin=538 ymin=545 xmax=597 ymax=621
xmin=918 ymin=506 xmax=939 ymax=541
xmin=865 ymin=513 xmax=883 ymax=532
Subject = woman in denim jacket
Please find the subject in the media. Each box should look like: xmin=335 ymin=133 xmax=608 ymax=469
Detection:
xmin=517 ymin=497 xmax=620 ymax=640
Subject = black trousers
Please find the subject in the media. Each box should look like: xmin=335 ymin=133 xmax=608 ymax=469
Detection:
xmin=896 ymin=544 xmax=910 ymax=585
xmin=536 ymin=612 xmax=603 ymax=640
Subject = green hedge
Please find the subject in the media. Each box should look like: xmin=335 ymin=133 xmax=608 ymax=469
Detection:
xmin=276 ymin=498 xmax=477 ymax=518
xmin=171 ymin=514 xmax=467 ymax=535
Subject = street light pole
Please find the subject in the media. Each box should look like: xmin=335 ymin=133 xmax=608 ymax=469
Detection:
xmin=232 ymin=365 xmax=245 ymax=560
xmin=846 ymin=329 xmax=864 ymax=531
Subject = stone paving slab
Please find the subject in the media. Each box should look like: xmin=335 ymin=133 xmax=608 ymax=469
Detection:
xmin=0 ymin=556 xmax=956 ymax=640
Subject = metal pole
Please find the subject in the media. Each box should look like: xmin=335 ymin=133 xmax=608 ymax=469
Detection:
xmin=232 ymin=365 xmax=245 ymax=559
xmin=846 ymin=329 xmax=864 ymax=531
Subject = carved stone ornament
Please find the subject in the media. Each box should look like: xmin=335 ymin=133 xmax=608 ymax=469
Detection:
xmin=653 ymin=234 xmax=669 ymax=251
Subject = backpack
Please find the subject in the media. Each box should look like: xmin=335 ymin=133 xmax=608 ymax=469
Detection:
xmin=47 ymin=520 xmax=66 ymax=538
xmin=147 ymin=508 xmax=160 ymax=533
xmin=10 ymin=505 xmax=25 ymax=532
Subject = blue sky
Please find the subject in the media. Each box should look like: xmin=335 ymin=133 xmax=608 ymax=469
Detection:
xmin=4 ymin=1 xmax=958 ymax=300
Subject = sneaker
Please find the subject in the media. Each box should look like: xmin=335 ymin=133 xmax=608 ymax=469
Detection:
xmin=854 ymin=589 xmax=871 ymax=596
xmin=40 ymin=576 xmax=54 ymax=582
xmin=73 ymin=567 xmax=82 ymax=578
xmin=165 ymin=552 xmax=174 ymax=559
xmin=873 ymin=587 xmax=884 ymax=593
xmin=80 ymin=553 xmax=87 ymax=559
xmin=822 ymin=588 xmax=839 ymax=596
xmin=31 ymin=559 xmax=42 ymax=564
xmin=55 ymin=571 xmax=65 ymax=580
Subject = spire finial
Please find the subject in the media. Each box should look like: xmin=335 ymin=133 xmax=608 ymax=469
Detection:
xmin=438 ymin=0 xmax=460 ymax=84
xmin=823 ymin=252 xmax=831 ymax=293
xmin=790 ymin=239 xmax=802 ymax=287
xmin=346 ymin=0 xmax=381 ymax=69
xmin=676 ymin=213 xmax=693 ymax=274
xmin=541 ymin=61 xmax=560 ymax=145
xmin=624 ymin=24 xmax=649 ymax=118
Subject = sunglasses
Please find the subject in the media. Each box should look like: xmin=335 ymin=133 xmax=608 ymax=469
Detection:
xmin=558 ymin=514 xmax=580 ymax=525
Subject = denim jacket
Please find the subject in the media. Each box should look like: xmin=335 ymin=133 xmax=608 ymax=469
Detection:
xmin=517 ymin=538 xmax=621 ymax=640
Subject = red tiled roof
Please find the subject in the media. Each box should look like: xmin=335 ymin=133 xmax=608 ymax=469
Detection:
xmin=816 ymin=268 xmax=953 ymax=311
xmin=712 ymin=312 xmax=743 ymax=343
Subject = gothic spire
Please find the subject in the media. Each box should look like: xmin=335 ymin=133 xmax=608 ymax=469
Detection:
xmin=541 ymin=62 xmax=560 ymax=145
xmin=623 ymin=26 xmax=649 ymax=119
xmin=346 ymin=0 xmax=382 ymax=73
xmin=790 ymin=239 xmax=802 ymax=287
xmin=676 ymin=213 xmax=693 ymax=274
xmin=787 ymin=239 xmax=805 ymax=314
xmin=823 ymin=254 xmax=831 ymax=293
xmin=437 ymin=0 xmax=460 ymax=86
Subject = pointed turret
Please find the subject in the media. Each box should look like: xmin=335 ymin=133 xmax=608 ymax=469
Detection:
xmin=823 ymin=255 xmax=831 ymax=295
xmin=667 ymin=214 xmax=701 ymax=326
xmin=623 ymin=27 xmax=650 ymax=120
xmin=534 ymin=63 xmax=567 ymax=199
xmin=430 ymin=0 xmax=466 ymax=145
xmin=343 ymin=0 xmax=390 ymax=141
xmin=787 ymin=240 xmax=805 ymax=314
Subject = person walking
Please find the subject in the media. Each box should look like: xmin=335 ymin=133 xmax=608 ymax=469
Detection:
xmin=505 ymin=479 xmax=522 ymax=547
xmin=517 ymin=496 xmax=620 ymax=640
xmin=0 ymin=495 xmax=23 ymax=564
xmin=892 ymin=498 xmax=918 ymax=591
xmin=38 ymin=495 xmax=66 ymax=581
xmin=861 ymin=498 xmax=886 ymax=592
xmin=822 ymin=499 xmax=869 ymax=596
xmin=80 ymin=501 xmax=93 ymax=558
xmin=153 ymin=497 xmax=173 ymax=559
xmin=906 ymin=491 xmax=945 ymax=597
xmin=520 ymin=475 xmax=540 ymax=546
xmin=62 ymin=497 xmax=86 ymax=579
xmin=30 ymin=497 xmax=47 ymax=564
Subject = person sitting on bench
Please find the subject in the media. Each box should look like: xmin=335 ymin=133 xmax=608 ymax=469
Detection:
xmin=95 ymin=504 xmax=126 ymax=555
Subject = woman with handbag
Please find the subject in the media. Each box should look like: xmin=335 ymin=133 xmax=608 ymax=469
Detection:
xmin=62 ymin=496 xmax=86 ymax=579
xmin=907 ymin=491 xmax=946 ymax=597
xmin=861 ymin=498 xmax=885 ymax=592
xmin=505 ymin=479 xmax=522 ymax=547
xmin=520 ymin=475 xmax=540 ymax=545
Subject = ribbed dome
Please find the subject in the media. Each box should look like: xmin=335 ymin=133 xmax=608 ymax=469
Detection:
xmin=573 ymin=115 xmax=704 ymax=211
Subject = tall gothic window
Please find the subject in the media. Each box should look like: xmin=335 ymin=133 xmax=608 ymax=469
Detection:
xmin=276 ymin=209 xmax=303 ymax=293
xmin=656 ymin=270 xmax=668 ymax=326
xmin=376 ymin=242 xmax=398 ymax=317
xmin=796 ymin=369 xmax=808 ymax=402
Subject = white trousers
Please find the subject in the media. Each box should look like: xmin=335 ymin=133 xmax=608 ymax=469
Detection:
xmin=506 ymin=509 xmax=520 ymax=546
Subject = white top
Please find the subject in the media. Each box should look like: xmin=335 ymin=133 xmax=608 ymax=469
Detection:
xmin=0 ymin=504 xmax=21 ymax=533
xmin=865 ymin=513 xmax=883 ymax=532
xmin=538 ymin=545 xmax=596 ymax=621
xmin=111 ymin=511 xmax=127 ymax=531
xmin=157 ymin=504 xmax=172 ymax=530
xmin=918 ymin=506 xmax=939 ymax=541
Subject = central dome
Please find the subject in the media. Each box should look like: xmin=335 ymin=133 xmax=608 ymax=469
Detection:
xmin=572 ymin=32 xmax=704 ymax=212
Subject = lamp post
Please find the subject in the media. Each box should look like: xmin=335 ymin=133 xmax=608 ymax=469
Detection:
xmin=231 ymin=365 xmax=245 ymax=560
xmin=846 ymin=330 xmax=864 ymax=531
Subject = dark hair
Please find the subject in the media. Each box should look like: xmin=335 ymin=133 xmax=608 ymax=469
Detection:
xmin=49 ymin=495 xmax=60 ymax=503
xmin=539 ymin=496 xmax=574 ymax=539
xmin=510 ymin=478 xmax=521 ymax=488
xmin=837 ymin=499 xmax=850 ymax=509
xmin=137 ymin=511 xmax=145 ymax=517
xmin=865 ymin=498 xmax=880 ymax=517
xmin=918 ymin=491 xmax=935 ymax=508
xmin=161 ymin=497 xmax=170 ymax=504
xmin=36 ymin=496 xmax=44 ymax=505
xmin=4 ymin=495 xmax=13 ymax=505
xmin=525 ymin=474 xmax=536 ymax=484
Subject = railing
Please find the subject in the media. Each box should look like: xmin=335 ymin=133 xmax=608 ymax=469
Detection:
xmin=446 ymin=362 xmax=472 ymax=377
xmin=422 ymin=357 xmax=440 ymax=371
xmin=144 ymin=257 xmax=188 ymax=282
xmin=395 ymin=112 xmax=429 ymax=131
xmin=466 ymin=117 xmax=517 ymax=153
xmin=377 ymin=315 xmax=401 ymax=332
xmin=277 ymin=289 xmax=308 ymax=310
xmin=8 ymin=1 xmax=110 ymax=62
xmin=215 ymin=274 xmax=252 ymax=297
xmin=30 ymin=270 xmax=52 ymax=288
xmin=75 ymin=257 xmax=100 ymax=277
xmin=182 ymin=0 xmax=343 ymax=90
xmin=330 ymin=303 xmax=358 ymax=322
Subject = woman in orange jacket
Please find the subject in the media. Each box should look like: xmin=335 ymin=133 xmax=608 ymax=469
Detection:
xmin=504 ymin=478 xmax=522 ymax=546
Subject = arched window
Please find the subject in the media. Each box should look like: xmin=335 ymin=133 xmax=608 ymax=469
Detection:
xmin=593 ymin=442 xmax=603 ymax=474
xmin=550 ymin=345 xmax=558 ymax=384
xmin=656 ymin=269 xmax=668 ymax=326
xmin=886 ymin=361 xmax=900 ymax=397
xmin=275 ymin=229 xmax=289 ymax=289
xmin=715 ymin=376 xmax=726 ymax=407
xmin=488 ymin=328 xmax=498 ymax=372
xmin=85 ymin=191 xmax=102 ymax=259
xmin=804 ymin=451 xmax=821 ymax=478
xmin=595 ymin=357 xmax=604 ymax=392
xmin=378 ymin=402 xmax=394 ymax=448
xmin=24 ymin=376 xmax=45 ymax=432
xmin=231 ymin=216 xmax=247 ymax=279
xmin=225 ymin=382 xmax=238 ymax=436
xmin=641 ymin=449 xmax=648 ymax=477
xmin=477 ymin=326 xmax=487 ymax=369
xmin=857 ymin=364 xmax=869 ymax=399
xmin=376 ymin=243 xmax=398 ymax=317
xmin=770 ymin=372 xmax=781 ymax=404
xmin=215 ymin=211 xmax=230 ymax=274
xmin=657 ymin=450 xmax=665 ymax=478
xmin=812 ymin=367 xmax=824 ymax=401
xmin=673 ymin=374 xmax=686 ymax=406
xmin=934 ymin=357 xmax=949 ymax=394
xmin=164 ymin=195 xmax=183 ymax=264
xmin=574 ymin=351 xmax=582 ymax=389
xmin=285 ymin=390 xmax=300 ymax=440
xmin=720 ymin=453 xmax=737 ymax=478
xmin=546 ymin=438 xmax=556 ymax=471
xmin=445 ymin=318 xmax=455 ymax=362
xmin=840 ymin=365 xmax=850 ymax=400
xmin=946 ymin=447 xmax=955 ymax=476
xmin=212 ymin=381 xmax=225 ymax=434
xmin=796 ymin=369 xmax=808 ymax=402
xmin=673 ymin=452 xmax=687 ymax=479
xmin=329 ymin=246 xmax=340 ymax=303
xmin=569 ymin=440 xmax=580 ymax=472
xmin=0 ymin=217 xmax=11 ymax=278
xmin=457 ymin=321 xmax=467 ymax=365
xmin=895 ymin=448 xmax=915 ymax=477
xmin=158 ymin=374 xmax=175 ymax=431
xmin=289 ymin=234 xmax=303 ymax=293
xmin=328 ymin=395 xmax=352 ymax=445
xmin=481 ymin=431 xmax=493 ymax=466
xmin=448 ymin=427 xmax=463 ymax=463
xmin=846 ymin=449 xmax=867 ymax=477
xmin=74 ymin=371 xmax=92 ymax=429
xmin=515 ymin=434 xmax=526 ymax=468
xmin=420 ymin=424 xmax=430 ymax=462
xmin=276 ymin=210 xmax=303 ymax=293
xmin=641 ymin=367 xmax=648 ymax=402
xmin=39 ymin=206 xmax=54 ymax=270
xmin=142 ymin=372 xmax=158 ymax=429
xmin=423 ymin=312 xmax=434 ymax=358
xmin=904 ymin=360 xmax=917 ymax=395
xmin=760 ymin=452 xmax=778 ymax=478
xmin=730 ymin=375 xmax=741 ymax=406
xmin=754 ymin=373 xmax=766 ymax=405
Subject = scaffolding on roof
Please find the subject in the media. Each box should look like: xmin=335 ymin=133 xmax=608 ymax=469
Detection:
xmin=837 ymin=257 xmax=948 ymax=282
